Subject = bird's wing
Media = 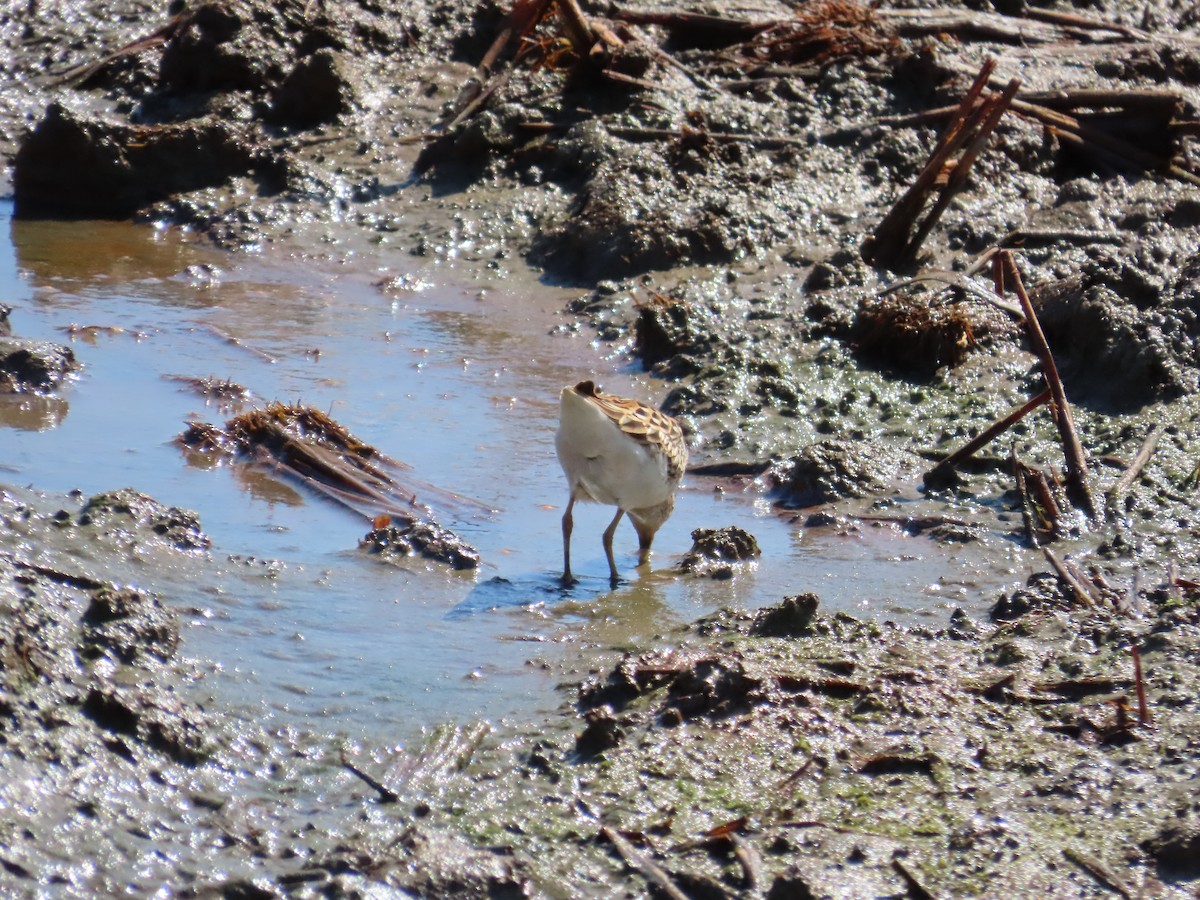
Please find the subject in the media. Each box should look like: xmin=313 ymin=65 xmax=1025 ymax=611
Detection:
xmin=588 ymin=390 xmax=688 ymax=482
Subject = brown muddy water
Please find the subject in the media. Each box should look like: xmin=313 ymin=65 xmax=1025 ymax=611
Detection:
xmin=1 ymin=201 xmax=1028 ymax=740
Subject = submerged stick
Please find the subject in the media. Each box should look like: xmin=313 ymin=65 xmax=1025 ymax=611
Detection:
xmin=339 ymin=752 xmax=399 ymax=803
xmin=924 ymin=388 xmax=1051 ymax=485
xmin=1013 ymin=455 xmax=1040 ymax=547
xmin=1000 ymin=252 xmax=1098 ymax=520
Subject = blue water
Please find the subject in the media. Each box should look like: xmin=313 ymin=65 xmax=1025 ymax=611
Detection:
xmin=0 ymin=202 xmax=1026 ymax=739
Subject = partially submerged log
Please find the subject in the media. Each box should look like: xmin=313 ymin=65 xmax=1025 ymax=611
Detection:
xmin=178 ymin=402 xmax=487 ymax=568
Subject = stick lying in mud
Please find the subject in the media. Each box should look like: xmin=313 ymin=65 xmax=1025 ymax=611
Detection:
xmin=891 ymin=856 xmax=941 ymax=900
xmin=339 ymin=751 xmax=399 ymax=804
xmin=1012 ymin=455 xmax=1066 ymax=546
xmin=924 ymin=389 xmax=1051 ymax=486
xmin=1042 ymin=548 xmax=1100 ymax=608
xmin=599 ymin=825 xmax=690 ymax=900
xmin=998 ymin=252 xmax=1099 ymax=521
xmin=1131 ymin=644 xmax=1152 ymax=727
xmin=1105 ymin=423 xmax=1166 ymax=522
xmin=1062 ymin=847 xmax=1136 ymax=899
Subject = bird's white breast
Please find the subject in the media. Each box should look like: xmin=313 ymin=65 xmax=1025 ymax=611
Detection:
xmin=556 ymin=388 xmax=673 ymax=511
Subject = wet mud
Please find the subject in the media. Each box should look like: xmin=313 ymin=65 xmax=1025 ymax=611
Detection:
xmin=4 ymin=0 xmax=1200 ymax=894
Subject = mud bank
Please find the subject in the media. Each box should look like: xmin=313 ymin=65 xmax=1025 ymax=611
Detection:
xmin=5 ymin=0 xmax=1200 ymax=895
xmin=2 ymin=485 xmax=1198 ymax=896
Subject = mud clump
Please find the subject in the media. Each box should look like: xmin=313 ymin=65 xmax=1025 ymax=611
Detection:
xmin=770 ymin=438 xmax=918 ymax=508
xmin=678 ymin=525 xmax=761 ymax=578
xmin=1142 ymin=819 xmax=1200 ymax=876
xmin=361 ymin=520 xmax=480 ymax=571
xmin=80 ymin=587 xmax=181 ymax=664
xmin=574 ymin=706 xmax=625 ymax=757
xmin=75 ymin=488 xmax=211 ymax=552
xmin=0 ymin=336 xmax=77 ymax=393
xmin=990 ymin=572 xmax=1073 ymax=621
xmin=1033 ymin=272 xmax=1200 ymax=405
xmin=0 ymin=532 xmax=213 ymax=769
xmin=751 ymin=593 xmax=820 ymax=636
xmin=270 ymin=48 xmax=358 ymax=127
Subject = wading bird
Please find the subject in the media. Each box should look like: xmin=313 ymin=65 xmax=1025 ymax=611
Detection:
xmin=555 ymin=380 xmax=687 ymax=585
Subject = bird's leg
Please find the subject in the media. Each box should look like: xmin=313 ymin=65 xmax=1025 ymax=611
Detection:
xmin=561 ymin=496 xmax=577 ymax=585
xmin=601 ymin=507 xmax=626 ymax=586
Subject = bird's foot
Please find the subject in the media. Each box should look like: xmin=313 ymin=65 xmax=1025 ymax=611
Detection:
xmin=560 ymin=572 xmax=579 ymax=588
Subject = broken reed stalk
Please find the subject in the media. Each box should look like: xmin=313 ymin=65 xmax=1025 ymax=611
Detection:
xmin=1013 ymin=455 xmax=1041 ymax=547
xmin=1062 ymin=847 xmax=1137 ymax=900
xmin=862 ymin=59 xmax=997 ymax=268
xmin=339 ymin=752 xmax=400 ymax=803
xmin=998 ymin=251 xmax=1099 ymax=521
xmin=903 ymin=77 xmax=1021 ymax=259
xmin=924 ymin=388 xmax=1051 ymax=485
xmin=557 ymin=0 xmax=597 ymax=53
xmin=1010 ymin=98 xmax=1200 ymax=188
xmin=479 ymin=0 xmax=553 ymax=74
xmin=1131 ymin=644 xmax=1152 ymax=727
xmin=730 ymin=834 xmax=762 ymax=891
xmin=891 ymin=857 xmax=941 ymax=900
xmin=1025 ymin=465 xmax=1064 ymax=540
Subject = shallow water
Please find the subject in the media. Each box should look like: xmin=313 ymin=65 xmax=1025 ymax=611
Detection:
xmin=0 ymin=203 xmax=1029 ymax=740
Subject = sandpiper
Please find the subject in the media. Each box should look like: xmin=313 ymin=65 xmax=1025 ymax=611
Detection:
xmin=555 ymin=380 xmax=687 ymax=585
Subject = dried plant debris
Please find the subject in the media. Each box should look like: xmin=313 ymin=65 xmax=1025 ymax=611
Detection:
xmin=852 ymin=292 xmax=979 ymax=376
xmin=164 ymin=374 xmax=253 ymax=407
xmin=710 ymin=0 xmax=900 ymax=74
xmin=178 ymin=403 xmax=484 ymax=565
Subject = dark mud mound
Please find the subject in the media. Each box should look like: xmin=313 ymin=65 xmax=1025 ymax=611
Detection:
xmin=13 ymin=102 xmax=279 ymax=219
xmin=770 ymin=437 xmax=919 ymax=507
xmin=360 ymin=519 xmax=481 ymax=570
xmin=10 ymin=0 xmax=408 ymax=221
xmin=1030 ymin=247 xmax=1200 ymax=405
xmin=0 ymin=335 xmax=77 ymax=393
xmin=678 ymin=524 xmax=761 ymax=578
xmin=72 ymin=487 xmax=211 ymax=552
xmin=0 ymin=512 xmax=211 ymax=768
